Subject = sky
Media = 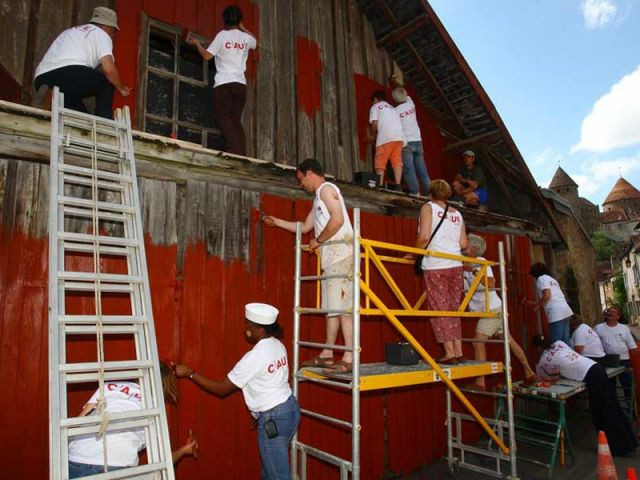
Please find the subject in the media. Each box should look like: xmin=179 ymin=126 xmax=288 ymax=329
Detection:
xmin=429 ymin=0 xmax=640 ymax=207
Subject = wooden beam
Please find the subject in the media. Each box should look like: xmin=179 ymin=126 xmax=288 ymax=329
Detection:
xmin=373 ymin=0 xmax=469 ymax=137
xmin=375 ymin=14 xmax=428 ymax=47
xmin=442 ymin=129 xmax=501 ymax=154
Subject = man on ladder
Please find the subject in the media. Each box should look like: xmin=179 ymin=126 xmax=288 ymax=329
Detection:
xmin=264 ymin=158 xmax=354 ymax=373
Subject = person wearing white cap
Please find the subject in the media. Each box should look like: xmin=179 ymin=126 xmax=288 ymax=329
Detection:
xmin=451 ymin=150 xmax=488 ymax=207
xmin=34 ymin=6 xmax=130 ymax=119
xmin=175 ymin=303 xmax=300 ymax=480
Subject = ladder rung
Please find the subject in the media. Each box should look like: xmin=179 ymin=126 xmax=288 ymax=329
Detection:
xmin=60 ymin=360 xmax=153 ymax=374
xmin=66 ymin=417 xmax=151 ymax=438
xmin=65 ymin=325 xmax=139 ymax=335
xmin=59 ymin=164 xmax=132 ymax=183
xmin=63 ymin=145 xmax=123 ymax=164
xmin=62 ymin=281 xmax=133 ymax=293
xmin=61 ymin=407 xmax=163 ymax=429
xmin=298 ymin=340 xmax=353 ymax=352
xmin=62 ymin=135 xmax=122 ymax=155
xmin=62 ymin=116 xmax=122 ymax=136
xmin=74 ymin=462 xmax=170 ymax=480
xmin=300 ymin=408 xmax=352 ymax=429
xmin=294 ymin=442 xmax=353 ymax=470
xmin=59 ymin=315 xmax=147 ymax=324
xmin=64 ymin=205 xmax=127 ymax=223
xmin=63 ymin=173 xmax=126 ymax=192
xmin=62 ymin=241 xmax=131 ymax=256
xmin=59 ymin=231 xmax=139 ymax=247
xmin=59 ymin=106 xmax=122 ymax=128
xmin=295 ymin=373 xmax=352 ymax=390
xmin=299 ymin=274 xmax=351 ymax=281
xmin=59 ymin=195 xmax=135 ymax=214
xmin=58 ymin=271 xmax=143 ymax=284
xmin=297 ymin=307 xmax=353 ymax=315
xmin=65 ymin=369 xmax=146 ymax=384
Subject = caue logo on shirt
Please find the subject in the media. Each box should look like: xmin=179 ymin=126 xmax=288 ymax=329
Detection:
xmin=267 ymin=356 xmax=288 ymax=373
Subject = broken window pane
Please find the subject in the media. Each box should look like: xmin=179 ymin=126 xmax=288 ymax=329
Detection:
xmin=179 ymin=43 xmax=204 ymax=81
xmin=146 ymin=73 xmax=173 ymax=118
xmin=148 ymin=30 xmax=175 ymax=72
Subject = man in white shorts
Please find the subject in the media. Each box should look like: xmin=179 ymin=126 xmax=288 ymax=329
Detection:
xmin=464 ymin=234 xmax=537 ymax=390
xmin=264 ymin=159 xmax=354 ymax=373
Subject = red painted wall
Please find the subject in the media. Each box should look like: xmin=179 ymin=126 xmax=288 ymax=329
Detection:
xmin=112 ymin=0 xmax=260 ymax=122
xmin=296 ymin=37 xmax=323 ymax=118
xmin=0 ymin=193 xmax=539 ymax=479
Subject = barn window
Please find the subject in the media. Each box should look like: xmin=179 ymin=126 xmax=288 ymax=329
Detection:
xmin=136 ymin=14 xmax=224 ymax=149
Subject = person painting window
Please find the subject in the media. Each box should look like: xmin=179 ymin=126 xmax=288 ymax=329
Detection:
xmin=534 ymin=337 xmax=637 ymax=456
xmin=189 ymin=6 xmax=257 ymax=155
xmin=464 ymin=234 xmax=538 ymax=390
xmin=524 ymin=262 xmax=573 ymax=345
xmin=175 ymin=303 xmax=300 ymax=480
xmin=68 ymin=362 xmax=198 ymax=478
xmin=451 ymin=150 xmax=488 ymax=207
xmin=34 ymin=7 xmax=130 ymax=119
xmin=415 ymin=179 xmax=468 ymax=364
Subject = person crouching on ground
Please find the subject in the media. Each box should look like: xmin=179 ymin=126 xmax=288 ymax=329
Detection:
xmin=464 ymin=233 xmax=538 ymax=390
xmin=533 ymin=336 xmax=637 ymax=456
xmin=415 ymin=179 xmax=468 ymax=364
xmin=175 ymin=303 xmax=300 ymax=480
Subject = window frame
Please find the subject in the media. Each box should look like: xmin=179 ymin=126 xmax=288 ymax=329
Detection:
xmin=136 ymin=13 xmax=219 ymax=146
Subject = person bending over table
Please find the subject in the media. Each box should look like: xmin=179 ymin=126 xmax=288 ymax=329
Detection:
xmin=534 ymin=337 xmax=637 ymax=456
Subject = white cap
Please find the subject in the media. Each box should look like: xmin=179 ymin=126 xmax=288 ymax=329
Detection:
xmin=245 ymin=303 xmax=279 ymax=325
xmin=462 ymin=149 xmax=475 ymax=157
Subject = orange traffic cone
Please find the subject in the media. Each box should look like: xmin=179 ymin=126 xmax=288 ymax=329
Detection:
xmin=627 ymin=467 xmax=638 ymax=480
xmin=597 ymin=431 xmax=618 ymax=480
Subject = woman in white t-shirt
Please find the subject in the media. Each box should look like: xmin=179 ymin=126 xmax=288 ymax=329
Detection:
xmin=526 ymin=262 xmax=574 ymax=345
xmin=415 ymin=180 xmax=468 ymax=364
xmin=68 ymin=362 xmax=198 ymax=478
xmin=189 ymin=6 xmax=257 ymax=155
xmin=533 ymin=338 xmax=637 ymax=456
xmin=175 ymin=303 xmax=300 ymax=480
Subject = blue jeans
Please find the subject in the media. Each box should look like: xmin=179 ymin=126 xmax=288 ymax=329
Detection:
xmin=549 ymin=317 xmax=571 ymax=345
xmin=69 ymin=461 xmax=125 ymax=478
xmin=402 ymin=141 xmax=430 ymax=195
xmin=257 ymin=395 xmax=300 ymax=480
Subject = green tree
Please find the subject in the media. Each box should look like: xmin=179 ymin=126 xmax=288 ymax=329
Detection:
xmin=612 ymin=273 xmax=629 ymax=318
xmin=591 ymin=231 xmax=616 ymax=261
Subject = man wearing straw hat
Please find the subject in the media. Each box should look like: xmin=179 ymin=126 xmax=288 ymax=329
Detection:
xmin=34 ymin=6 xmax=130 ymax=119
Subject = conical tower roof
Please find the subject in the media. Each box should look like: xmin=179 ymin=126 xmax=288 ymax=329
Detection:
xmin=548 ymin=166 xmax=578 ymax=189
xmin=603 ymin=177 xmax=640 ymax=205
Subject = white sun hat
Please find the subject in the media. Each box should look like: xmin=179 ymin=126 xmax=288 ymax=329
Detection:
xmin=245 ymin=303 xmax=279 ymax=325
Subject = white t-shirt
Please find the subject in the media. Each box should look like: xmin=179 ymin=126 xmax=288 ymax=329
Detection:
xmin=395 ymin=96 xmax=421 ymax=143
xmin=35 ymin=24 xmax=113 ymax=78
xmin=313 ymin=182 xmax=353 ymax=269
xmin=68 ymin=382 xmax=145 ymax=467
xmin=570 ymin=323 xmax=605 ymax=358
xmin=369 ymin=101 xmax=404 ymax=147
xmin=228 ymin=337 xmax=292 ymax=413
xmin=594 ymin=322 xmax=637 ymax=360
xmin=536 ymin=274 xmax=573 ymax=323
xmin=535 ymin=341 xmax=596 ymax=382
xmin=421 ymin=203 xmax=464 ymax=270
xmin=463 ymin=258 xmax=501 ymax=312
xmin=207 ymin=29 xmax=257 ymax=87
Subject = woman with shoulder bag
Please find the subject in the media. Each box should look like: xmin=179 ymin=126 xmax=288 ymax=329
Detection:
xmin=415 ymin=179 xmax=468 ymax=364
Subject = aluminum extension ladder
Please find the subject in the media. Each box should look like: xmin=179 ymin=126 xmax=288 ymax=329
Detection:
xmin=48 ymin=87 xmax=174 ymax=480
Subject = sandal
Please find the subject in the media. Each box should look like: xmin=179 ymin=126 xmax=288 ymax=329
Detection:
xmin=438 ymin=357 xmax=459 ymax=365
xmin=301 ymin=356 xmax=335 ymax=368
xmin=322 ymin=360 xmax=353 ymax=374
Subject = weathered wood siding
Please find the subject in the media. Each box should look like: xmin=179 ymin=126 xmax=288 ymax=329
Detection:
xmin=0 ymin=153 xmax=541 ymax=479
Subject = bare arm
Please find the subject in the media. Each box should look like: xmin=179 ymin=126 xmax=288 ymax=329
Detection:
xmin=175 ymin=364 xmax=238 ymax=398
xmin=78 ymin=402 xmax=97 ymax=417
xmin=368 ymin=121 xmax=378 ymax=143
xmin=459 ymin=219 xmax=468 ymax=251
xmin=188 ymin=37 xmax=214 ymax=60
xmin=264 ymin=209 xmax=314 ymax=234
xmin=415 ymin=204 xmax=432 ymax=249
xmin=315 ymin=187 xmax=344 ymax=243
xmin=537 ymin=289 xmax=551 ymax=311
xmin=172 ymin=432 xmax=198 ymax=464
xmin=100 ymin=55 xmax=130 ymax=97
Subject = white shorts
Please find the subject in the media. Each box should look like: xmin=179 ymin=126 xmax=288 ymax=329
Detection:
xmin=475 ymin=307 xmax=503 ymax=337
xmin=321 ymin=256 xmax=353 ymax=317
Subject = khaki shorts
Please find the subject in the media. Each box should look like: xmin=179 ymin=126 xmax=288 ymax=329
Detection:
xmin=321 ymin=256 xmax=353 ymax=317
xmin=475 ymin=308 xmax=503 ymax=337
